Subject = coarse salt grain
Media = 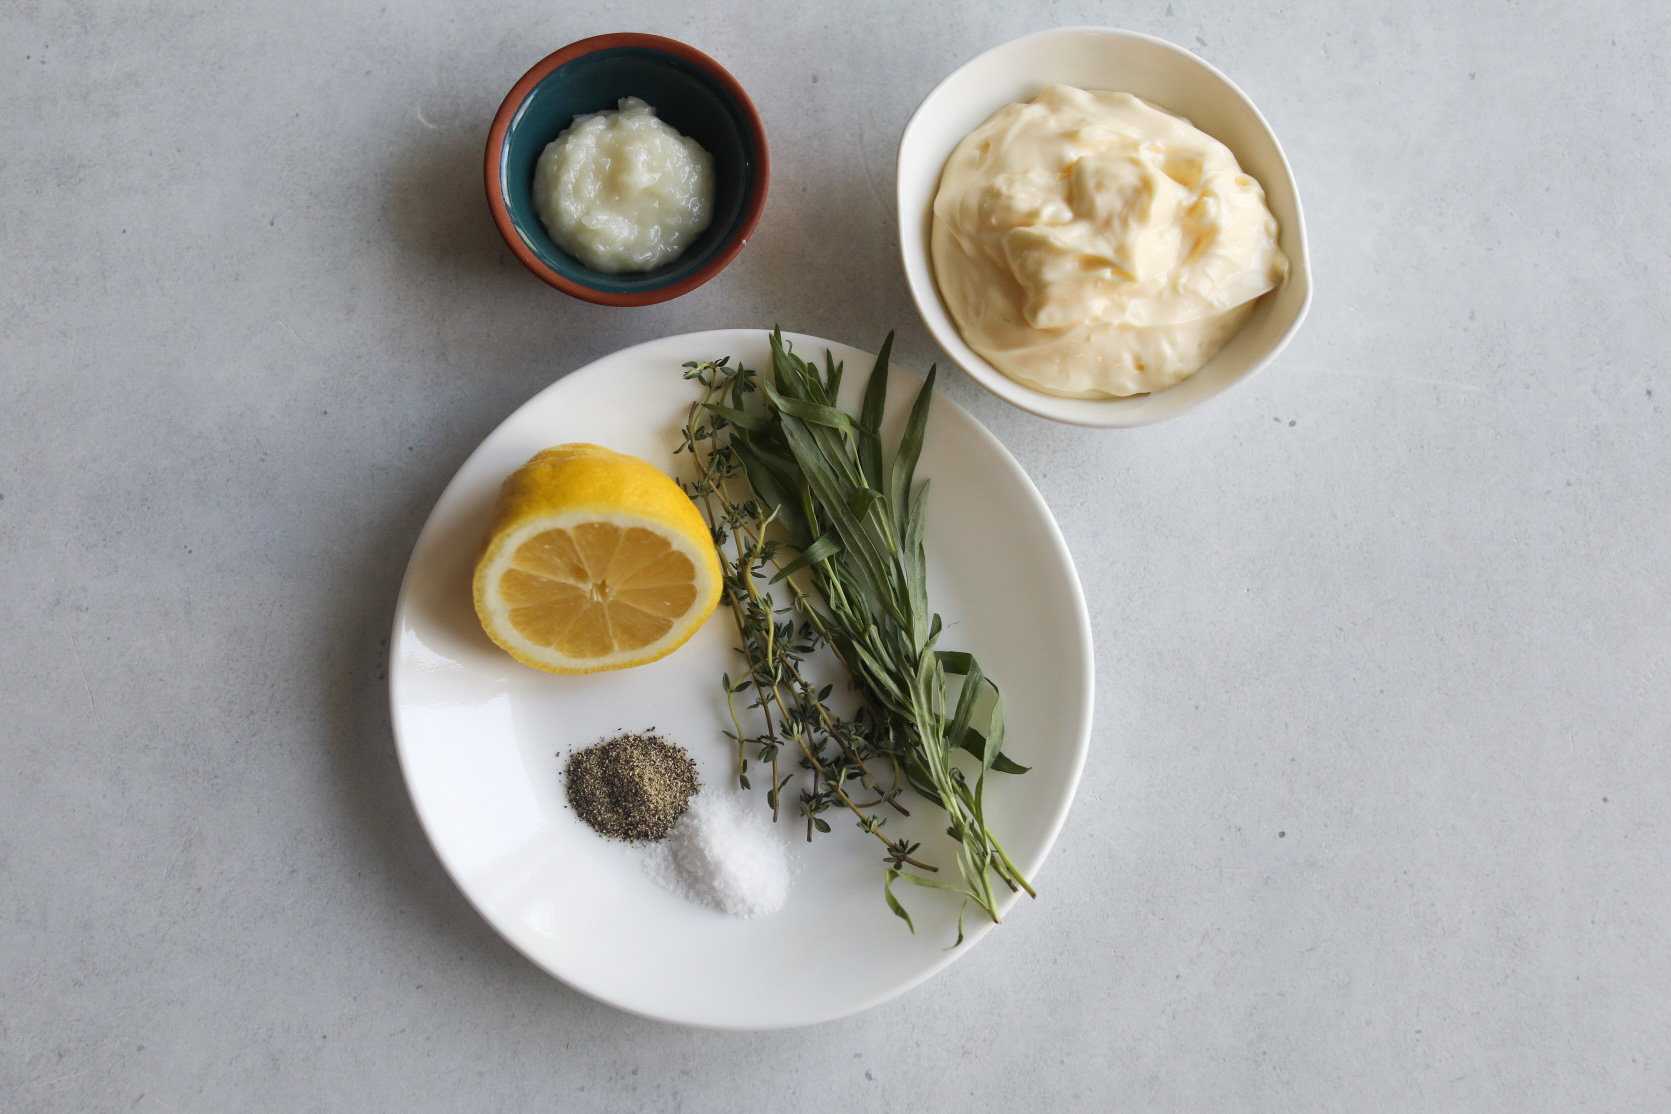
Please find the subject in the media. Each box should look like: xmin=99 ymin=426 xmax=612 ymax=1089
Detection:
xmin=644 ymin=793 xmax=792 ymax=918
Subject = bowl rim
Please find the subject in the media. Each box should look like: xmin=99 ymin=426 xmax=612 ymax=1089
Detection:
xmin=484 ymin=32 xmax=771 ymax=307
xmin=895 ymin=25 xmax=1312 ymax=427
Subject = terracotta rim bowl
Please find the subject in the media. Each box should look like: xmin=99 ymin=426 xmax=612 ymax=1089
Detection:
xmin=486 ymin=33 xmax=770 ymax=306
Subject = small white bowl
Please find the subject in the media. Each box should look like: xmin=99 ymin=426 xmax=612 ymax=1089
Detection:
xmin=896 ymin=27 xmax=1312 ymax=427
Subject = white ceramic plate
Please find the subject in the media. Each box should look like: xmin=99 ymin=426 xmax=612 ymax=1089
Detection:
xmin=389 ymin=330 xmax=1093 ymax=1028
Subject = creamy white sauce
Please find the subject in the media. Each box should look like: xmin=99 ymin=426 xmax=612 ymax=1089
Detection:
xmin=533 ymin=97 xmax=714 ymax=273
xmin=931 ymin=85 xmax=1288 ymax=397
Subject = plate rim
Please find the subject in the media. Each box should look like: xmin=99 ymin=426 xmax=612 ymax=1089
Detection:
xmin=386 ymin=328 xmax=1095 ymax=1028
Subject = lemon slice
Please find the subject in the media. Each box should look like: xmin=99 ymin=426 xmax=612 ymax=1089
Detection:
xmin=472 ymin=444 xmax=722 ymax=673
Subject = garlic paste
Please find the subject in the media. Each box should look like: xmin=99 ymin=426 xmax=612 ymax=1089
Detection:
xmin=533 ymin=97 xmax=714 ymax=273
xmin=931 ymin=85 xmax=1287 ymax=397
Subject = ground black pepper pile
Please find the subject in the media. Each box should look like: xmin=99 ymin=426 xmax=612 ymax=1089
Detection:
xmin=563 ymin=732 xmax=699 ymax=842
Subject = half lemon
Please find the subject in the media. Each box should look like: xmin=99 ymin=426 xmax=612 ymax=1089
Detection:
xmin=472 ymin=444 xmax=722 ymax=673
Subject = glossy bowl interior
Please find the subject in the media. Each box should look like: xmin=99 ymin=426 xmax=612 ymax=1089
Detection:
xmin=487 ymin=34 xmax=769 ymax=306
xmin=897 ymin=27 xmax=1312 ymax=426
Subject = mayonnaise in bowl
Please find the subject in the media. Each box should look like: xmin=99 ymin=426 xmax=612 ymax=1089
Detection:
xmin=930 ymin=85 xmax=1288 ymax=398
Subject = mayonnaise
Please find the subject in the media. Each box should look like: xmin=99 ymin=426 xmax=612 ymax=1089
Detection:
xmin=533 ymin=97 xmax=714 ymax=274
xmin=931 ymin=85 xmax=1287 ymax=397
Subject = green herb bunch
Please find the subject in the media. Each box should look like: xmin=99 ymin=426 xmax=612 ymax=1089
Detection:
xmin=678 ymin=329 xmax=1033 ymax=935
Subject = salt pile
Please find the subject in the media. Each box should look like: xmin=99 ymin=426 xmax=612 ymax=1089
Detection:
xmin=645 ymin=793 xmax=792 ymax=917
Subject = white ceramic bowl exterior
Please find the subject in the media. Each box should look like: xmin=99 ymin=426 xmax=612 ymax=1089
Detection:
xmin=897 ymin=27 xmax=1312 ymax=427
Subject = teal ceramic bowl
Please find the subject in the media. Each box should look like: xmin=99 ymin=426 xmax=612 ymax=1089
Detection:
xmin=485 ymin=34 xmax=770 ymax=306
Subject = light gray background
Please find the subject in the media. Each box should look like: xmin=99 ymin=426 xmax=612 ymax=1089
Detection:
xmin=2 ymin=0 xmax=1667 ymax=1110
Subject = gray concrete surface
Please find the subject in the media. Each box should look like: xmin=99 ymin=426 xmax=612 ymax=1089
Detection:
xmin=2 ymin=1 xmax=1667 ymax=1110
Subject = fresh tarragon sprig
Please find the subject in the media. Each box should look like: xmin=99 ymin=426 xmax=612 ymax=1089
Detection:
xmin=677 ymin=329 xmax=1033 ymax=936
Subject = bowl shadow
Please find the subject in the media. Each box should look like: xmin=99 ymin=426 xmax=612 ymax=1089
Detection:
xmin=384 ymin=119 xmax=529 ymax=289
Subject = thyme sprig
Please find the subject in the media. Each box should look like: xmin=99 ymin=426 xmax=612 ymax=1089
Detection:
xmin=677 ymin=329 xmax=1033 ymax=934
